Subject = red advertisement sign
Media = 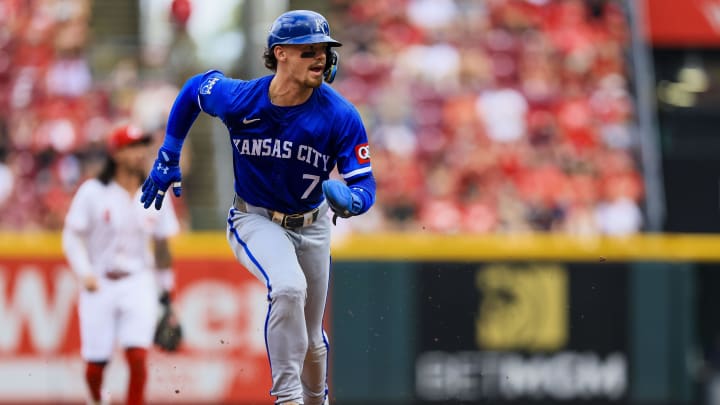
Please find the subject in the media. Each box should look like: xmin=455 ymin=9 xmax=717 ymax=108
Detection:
xmin=643 ymin=0 xmax=720 ymax=46
xmin=0 ymin=257 xmax=271 ymax=404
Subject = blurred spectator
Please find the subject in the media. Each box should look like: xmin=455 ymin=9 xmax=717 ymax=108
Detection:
xmin=476 ymin=84 xmax=528 ymax=143
xmin=0 ymin=153 xmax=12 ymax=208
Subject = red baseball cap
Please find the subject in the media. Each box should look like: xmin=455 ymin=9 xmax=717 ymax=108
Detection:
xmin=107 ymin=125 xmax=152 ymax=151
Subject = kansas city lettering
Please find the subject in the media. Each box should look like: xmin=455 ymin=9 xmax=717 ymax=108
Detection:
xmin=297 ymin=145 xmax=330 ymax=171
xmin=233 ymin=138 xmax=329 ymax=170
xmin=236 ymin=138 xmax=292 ymax=159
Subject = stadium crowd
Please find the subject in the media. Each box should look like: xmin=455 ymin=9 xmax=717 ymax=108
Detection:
xmin=331 ymin=0 xmax=644 ymax=234
xmin=0 ymin=0 xmax=183 ymax=230
xmin=0 ymin=0 xmax=97 ymax=230
xmin=0 ymin=0 xmax=644 ymax=235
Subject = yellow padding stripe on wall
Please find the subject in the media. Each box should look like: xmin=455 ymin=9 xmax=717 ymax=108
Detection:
xmin=330 ymin=233 xmax=720 ymax=262
xmin=1 ymin=232 xmax=720 ymax=262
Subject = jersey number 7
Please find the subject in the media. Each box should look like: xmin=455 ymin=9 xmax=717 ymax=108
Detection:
xmin=301 ymin=174 xmax=320 ymax=199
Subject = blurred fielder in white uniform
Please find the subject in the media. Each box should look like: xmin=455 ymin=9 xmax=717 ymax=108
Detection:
xmin=62 ymin=124 xmax=180 ymax=405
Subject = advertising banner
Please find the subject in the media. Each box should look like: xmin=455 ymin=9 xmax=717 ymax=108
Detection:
xmin=415 ymin=262 xmax=628 ymax=403
xmin=0 ymin=256 xmax=271 ymax=404
xmin=643 ymin=0 xmax=720 ymax=46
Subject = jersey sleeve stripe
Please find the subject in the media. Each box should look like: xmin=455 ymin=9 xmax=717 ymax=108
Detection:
xmin=341 ymin=166 xmax=372 ymax=179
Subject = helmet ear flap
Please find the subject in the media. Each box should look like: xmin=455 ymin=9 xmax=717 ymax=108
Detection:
xmin=324 ymin=49 xmax=339 ymax=83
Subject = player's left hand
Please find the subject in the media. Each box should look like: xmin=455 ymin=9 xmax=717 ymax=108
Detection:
xmin=322 ymin=179 xmax=363 ymax=224
xmin=141 ymin=147 xmax=182 ymax=210
xmin=154 ymin=291 xmax=183 ymax=352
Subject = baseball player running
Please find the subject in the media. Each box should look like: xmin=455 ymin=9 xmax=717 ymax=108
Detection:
xmin=139 ymin=9 xmax=376 ymax=405
xmin=63 ymin=125 xmax=180 ymax=405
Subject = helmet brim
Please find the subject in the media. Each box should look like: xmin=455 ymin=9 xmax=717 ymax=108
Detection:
xmin=272 ymin=33 xmax=342 ymax=48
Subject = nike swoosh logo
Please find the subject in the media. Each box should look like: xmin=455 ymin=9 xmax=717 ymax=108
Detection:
xmin=243 ymin=117 xmax=261 ymax=124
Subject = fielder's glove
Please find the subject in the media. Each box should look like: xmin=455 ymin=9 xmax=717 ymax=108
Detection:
xmin=141 ymin=147 xmax=182 ymax=210
xmin=322 ymin=179 xmax=363 ymax=225
xmin=154 ymin=291 xmax=183 ymax=352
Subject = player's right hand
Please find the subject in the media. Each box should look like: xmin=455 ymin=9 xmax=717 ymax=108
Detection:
xmin=141 ymin=147 xmax=182 ymax=210
xmin=83 ymin=274 xmax=98 ymax=292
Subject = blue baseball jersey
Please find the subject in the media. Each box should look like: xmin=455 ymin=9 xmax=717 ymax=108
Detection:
xmin=196 ymin=72 xmax=372 ymax=214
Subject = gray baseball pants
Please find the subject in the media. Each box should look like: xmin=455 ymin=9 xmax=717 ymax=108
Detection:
xmin=226 ymin=198 xmax=331 ymax=405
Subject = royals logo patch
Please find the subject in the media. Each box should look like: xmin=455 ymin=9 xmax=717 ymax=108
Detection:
xmin=200 ymin=77 xmax=219 ymax=95
xmin=354 ymin=143 xmax=370 ymax=164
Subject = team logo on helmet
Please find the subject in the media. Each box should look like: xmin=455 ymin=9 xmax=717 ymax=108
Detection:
xmin=315 ymin=17 xmax=327 ymax=34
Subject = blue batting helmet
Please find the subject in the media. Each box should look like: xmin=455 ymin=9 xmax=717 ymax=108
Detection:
xmin=267 ymin=10 xmax=342 ymax=50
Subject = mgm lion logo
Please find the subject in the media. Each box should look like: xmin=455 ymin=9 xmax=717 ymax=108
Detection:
xmin=475 ymin=264 xmax=568 ymax=351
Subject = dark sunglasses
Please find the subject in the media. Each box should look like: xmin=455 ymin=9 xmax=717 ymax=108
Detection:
xmin=300 ymin=47 xmax=328 ymax=59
